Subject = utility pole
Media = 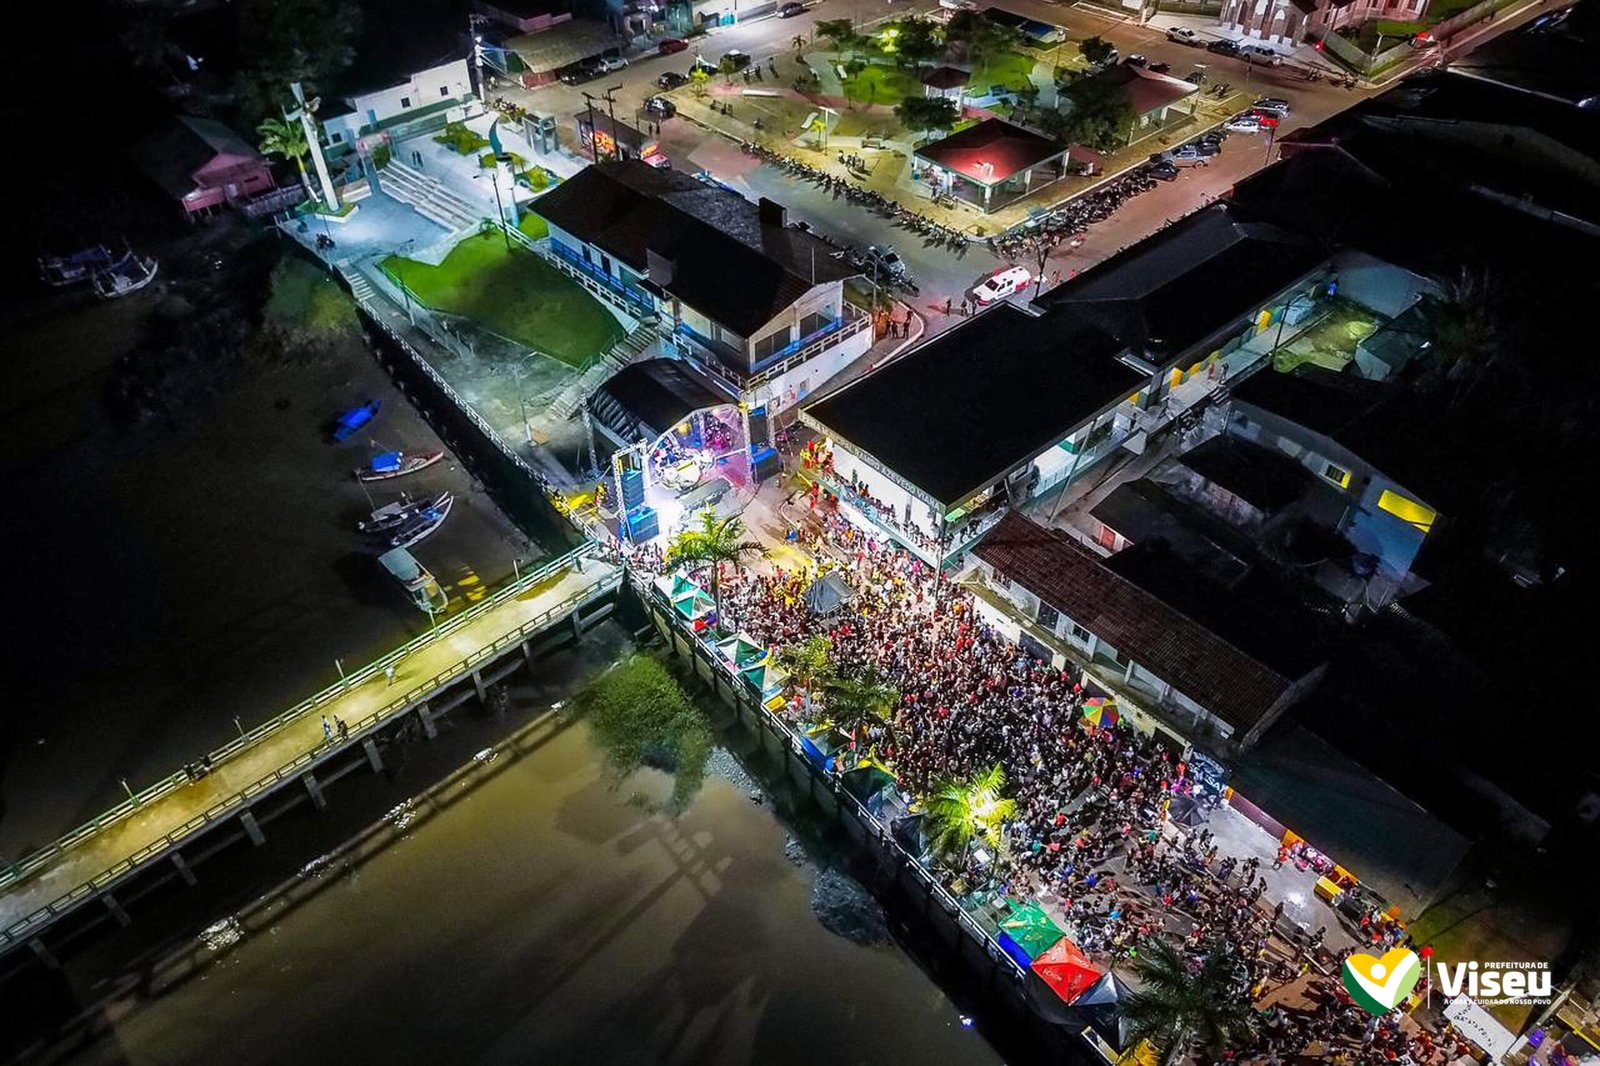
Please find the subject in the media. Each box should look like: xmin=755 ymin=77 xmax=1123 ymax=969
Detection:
xmin=470 ymin=13 xmax=490 ymax=104
xmin=582 ymin=92 xmax=601 ymax=163
xmin=605 ymin=84 xmax=624 ymax=159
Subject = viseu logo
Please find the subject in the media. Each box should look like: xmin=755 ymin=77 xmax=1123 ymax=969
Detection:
xmin=1343 ymin=948 xmax=1423 ymax=1015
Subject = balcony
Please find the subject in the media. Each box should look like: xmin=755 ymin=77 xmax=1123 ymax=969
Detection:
xmin=542 ymin=240 xmax=656 ymax=321
xmin=672 ymin=303 xmax=874 ymax=397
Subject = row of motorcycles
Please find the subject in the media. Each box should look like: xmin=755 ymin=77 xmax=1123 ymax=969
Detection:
xmin=739 ymin=140 xmax=969 ymax=251
xmin=987 ymin=166 xmax=1164 ymax=258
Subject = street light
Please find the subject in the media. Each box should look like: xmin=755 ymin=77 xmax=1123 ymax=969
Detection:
xmin=395 ymin=237 xmax=417 ymax=324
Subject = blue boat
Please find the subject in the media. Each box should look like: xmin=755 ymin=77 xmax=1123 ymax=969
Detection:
xmin=332 ymin=400 xmax=381 ymax=442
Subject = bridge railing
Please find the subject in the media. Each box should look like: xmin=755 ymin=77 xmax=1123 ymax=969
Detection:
xmin=0 ymin=560 xmax=621 ymax=950
xmin=0 ymin=542 xmax=600 ymax=897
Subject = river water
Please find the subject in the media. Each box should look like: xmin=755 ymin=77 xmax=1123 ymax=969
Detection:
xmin=63 ymin=693 xmax=1001 ymax=1066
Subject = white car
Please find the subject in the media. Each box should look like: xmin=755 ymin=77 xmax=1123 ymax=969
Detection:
xmin=972 ymin=266 xmax=1031 ymax=305
xmin=1224 ymin=113 xmax=1262 ymax=133
xmin=1166 ymin=26 xmax=1202 ymax=45
xmin=597 ymin=55 xmax=629 ymax=73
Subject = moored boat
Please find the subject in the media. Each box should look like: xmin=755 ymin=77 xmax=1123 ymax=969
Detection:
xmin=355 ymin=449 xmax=443 ymax=481
xmin=358 ymin=492 xmax=451 ymax=534
xmin=332 ymin=400 xmax=381 ymax=442
xmin=91 ymin=249 xmax=159 ymax=299
xmin=389 ymin=494 xmax=454 ymax=548
xmin=378 ymin=547 xmax=449 ymax=614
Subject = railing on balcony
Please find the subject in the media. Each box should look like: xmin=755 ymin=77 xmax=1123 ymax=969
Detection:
xmin=748 ymin=305 xmax=873 ymax=390
xmin=542 ymin=240 xmax=655 ymax=320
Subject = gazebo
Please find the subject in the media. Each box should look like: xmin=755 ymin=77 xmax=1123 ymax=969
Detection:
xmin=914 ymin=118 xmax=1069 ymax=213
xmin=921 ymin=66 xmax=971 ymax=101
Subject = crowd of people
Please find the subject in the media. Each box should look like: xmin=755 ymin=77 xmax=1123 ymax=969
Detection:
xmin=624 ymin=503 xmax=1470 ymax=1065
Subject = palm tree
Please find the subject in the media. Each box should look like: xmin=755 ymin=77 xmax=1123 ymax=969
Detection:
xmin=1121 ymin=938 xmax=1260 ymax=1066
xmin=775 ymin=635 xmax=834 ymax=713
xmin=664 ymin=507 xmax=766 ymax=628
xmin=822 ymin=667 xmax=897 ymax=750
xmin=923 ymin=763 xmax=1016 ymax=861
xmin=257 ymin=115 xmax=318 ymax=202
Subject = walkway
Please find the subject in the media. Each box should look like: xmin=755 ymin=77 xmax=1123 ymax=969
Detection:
xmin=0 ymin=553 xmax=619 ymax=948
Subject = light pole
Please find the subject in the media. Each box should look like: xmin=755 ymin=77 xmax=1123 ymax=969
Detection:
xmin=395 ymin=238 xmax=417 ymax=324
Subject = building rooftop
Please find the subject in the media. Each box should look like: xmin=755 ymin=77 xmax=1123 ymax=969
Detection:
xmin=973 ymin=512 xmax=1319 ymax=736
xmin=922 ymin=66 xmax=972 ymax=90
xmin=1089 ymin=480 xmax=1254 ymax=585
xmin=1075 ymin=63 xmax=1198 ymax=117
xmin=1446 ymin=0 xmax=1600 ymax=109
xmin=803 ymin=303 xmax=1143 ymax=509
xmin=589 ymin=358 xmax=728 ymax=443
xmin=1175 ymin=434 xmax=1316 ymax=515
xmin=914 ymin=118 xmax=1066 ymax=187
xmin=130 ymin=115 xmax=257 ymax=199
xmin=506 ymin=19 xmax=618 ymax=74
xmin=1039 ymin=203 xmax=1326 ymax=360
xmin=532 ymin=161 xmax=856 ymax=338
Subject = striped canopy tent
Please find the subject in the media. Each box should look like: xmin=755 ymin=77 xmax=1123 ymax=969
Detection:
xmin=1031 ymin=936 xmax=1102 ymax=1003
xmin=716 ymin=633 xmax=768 ymax=669
xmin=999 ymin=902 xmax=1066 ymax=960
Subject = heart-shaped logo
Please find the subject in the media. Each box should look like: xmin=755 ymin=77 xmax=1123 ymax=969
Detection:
xmin=1342 ymin=948 xmax=1421 ymax=1015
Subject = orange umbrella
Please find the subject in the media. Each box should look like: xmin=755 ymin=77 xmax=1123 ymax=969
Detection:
xmin=1031 ymin=937 xmax=1102 ymax=1003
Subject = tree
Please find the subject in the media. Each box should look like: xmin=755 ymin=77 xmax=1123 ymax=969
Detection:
xmin=1080 ymin=35 xmax=1116 ymax=67
xmin=822 ymin=667 xmax=898 ymax=750
xmin=663 ymin=508 xmax=766 ymax=627
xmin=775 ymin=635 xmax=835 ymax=709
xmin=923 ymin=764 xmax=1016 ymax=861
xmin=815 ymin=18 xmax=861 ymax=59
xmin=943 ymin=11 xmax=1021 ymax=64
xmin=577 ymin=654 xmax=713 ymax=811
xmin=232 ymin=0 xmax=361 ymax=123
xmin=1122 ymin=938 xmax=1260 ymax=1066
xmin=257 ymin=115 xmax=317 ymax=200
xmin=718 ymin=55 xmax=740 ymax=84
xmin=1050 ymin=77 xmax=1135 ymax=152
xmin=690 ymin=66 xmax=711 ymax=98
xmin=1424 ymin=270 xmax=1503 ymax=409
xmin=892 ymin=17 xmax=945 ymax=68
xmin=894 ymin=95 xmax=961 ymax=138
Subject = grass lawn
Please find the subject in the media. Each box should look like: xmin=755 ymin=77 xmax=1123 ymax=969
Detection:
xmin=970 ymin=50 xmax=1039 ymax=93
xmin=517 ymin=212 xmax=549 ymax=240
xmin=842 ymin=64 xmax=924 ymax=105
xmin=382 ymin=232 xmax=622 ymax=367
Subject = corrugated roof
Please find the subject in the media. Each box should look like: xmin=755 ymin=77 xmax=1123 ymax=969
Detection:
xmin=973 ymin=512 xmax=1308 ymax=735
xmin=915 ymin=118 xmax=1066 ymax=186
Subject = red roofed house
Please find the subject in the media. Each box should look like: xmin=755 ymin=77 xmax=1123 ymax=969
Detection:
xmin=1069 ymin=63 xmax=1199 ymax=146
xmin=968 ymin=511 xmax=1326 ymax=749
xmin=131 ymin=116 xmax=276 ymax=217
xmin=913 ymin=118 xmax=1070 ymax=213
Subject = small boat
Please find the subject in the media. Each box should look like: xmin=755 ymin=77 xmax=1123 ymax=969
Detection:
xmin=39 ymin=244 xmax=114 ymax=286
xmin=91 ymin=249 xmax=159 ymax=299
xmin=358 ymin=492 xmax=451 ymax=534
xmin=389 ymin=495 xmax=454 ymax=548
xmin=332 ymin=400 xmax=382 ymax=442
xmin=356 ymin=449 xmax=444 ymax=482
xmin=378 ymin=547 xmax=449 ymax=614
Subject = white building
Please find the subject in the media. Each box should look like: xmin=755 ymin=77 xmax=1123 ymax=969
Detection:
xmin=320 ymin=58 xmax=475 ymax=147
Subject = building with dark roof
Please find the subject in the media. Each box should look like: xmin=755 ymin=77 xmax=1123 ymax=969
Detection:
xmin=533 ymin=161 xmax=872 ymax=415
xmin=914 ymin=118 xmax=1070 ymax=212
xmin=1225 ymin=366 xmax=1448 ymax=590
xmin=1446 ymin=0 xmax=1600 ymax=109
xmin=968 ymin=512 xmax=1327 ymax=747
xmin=130 ymin=116 xmax=276 ymax=216
xmin=800 ymin=303 xmax=1144 ymax=564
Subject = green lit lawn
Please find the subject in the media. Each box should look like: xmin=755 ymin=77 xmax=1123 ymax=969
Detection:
xmin=842 ymin=64 xmax=923 ymax=105
xmin=382 ymin=231 xmax=621 ymax=367
xmin=970 ymin=51 xmax=1039 ymax=94
xmin=517 ymin=212 xmax=549 ymax=240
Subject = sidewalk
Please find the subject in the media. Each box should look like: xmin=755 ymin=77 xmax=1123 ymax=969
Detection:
xmin=0 ymin=557 xmax=616 ymax=940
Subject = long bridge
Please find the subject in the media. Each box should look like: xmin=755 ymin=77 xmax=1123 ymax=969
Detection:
xmin=0 ymin=545 xmax=622 ymax=964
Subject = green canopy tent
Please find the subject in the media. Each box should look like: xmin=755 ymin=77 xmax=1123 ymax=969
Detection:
xmin=716 ymin=632 xmax=768 ymax=669
xmin=1000 ymin=902 xmax=1067 ymax=960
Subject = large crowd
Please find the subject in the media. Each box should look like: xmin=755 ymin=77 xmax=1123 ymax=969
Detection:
xmin=624 ymin=504 xmax=1473 ymax=1065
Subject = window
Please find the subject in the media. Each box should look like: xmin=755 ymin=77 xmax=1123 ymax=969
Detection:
xmin=329 ymin=131 xmax=344 ymax=143
xmin=439 ymin=85 xmax=450 ymax=97
xmin=400 ymin=97 xmax=412 ymax=109
xmin=1322 ymin=461 xmax=1352 ymax=488
xmin=1071 ymin=622 xmax=1092 ymax=643
xmin=753 ymin=328 xmax=791 ymax=363
xmin=1377 ymin=489 xmax=1436 ymax=533
xmin=1036 ymin=602 xmax=1059 ymax=631
xmin=798 ymin=310 xmax=834 ymax=339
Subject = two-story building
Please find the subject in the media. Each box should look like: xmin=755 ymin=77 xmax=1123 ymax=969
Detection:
xmin=530 ymin=161 xmax=874 ymax=418
xmin=131 ymin=116 xmax=277 ymax=217
xmin=319 ymin=57 xmax=476 ymax=148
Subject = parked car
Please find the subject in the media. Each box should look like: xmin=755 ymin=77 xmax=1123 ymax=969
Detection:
xmin=1124 ymin=53 xmax=1148 ymax=67
xmin=659 ymin=38 xmax=688 ymax=55
xmin=559 ymin=60 xmax=602 ymax=85
xmin=866 ymin=245 xmax=906 ymax=277
xmin=1187 ymin=137 xmax=1222 ymax=157
xmin=690 ymin=56 xmax=718 ymax=76
xmin=596 ymin=55 xmax=629 ymax=73
xmin=1166 ymin=26 xmax=1202 ymax=45
xmin=1147 ymin=61 xmax=1172 ymax=74
xmin=1167 ymin=144 xmax=1211 ymax=166
xmin=779 ymin=1 xmax=806 ymax=16
xmin=644 ymin=95 xmax=677 ymax=118
xmin=1146 ymin=159 xmax=1179 ymax=181
xmin=1224 ymin=112 xmax=1262 ymax=133
xmin=721 ymin=49 xmax=752 ymax=70
xmin=1239 ymin=43 xmax=1284 ymax=65
xmin=972 ymin=266 xmax=1031 ymax=305
xmin=1206 ymin=39 xmax=1240 ymax=56
xmin=657 ymin=70 xmax=689 ymax=89
xmin=1252 ymin=96 xmax=1291 ymax=116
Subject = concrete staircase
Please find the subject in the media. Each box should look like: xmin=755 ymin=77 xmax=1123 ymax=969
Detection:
xmin=346 ymin=270 xmax=378 ymax=308
xmin=548 ymin=324 xmax=658 ymax=421
xmin=378 ymin=160 xmax=483 ymax=232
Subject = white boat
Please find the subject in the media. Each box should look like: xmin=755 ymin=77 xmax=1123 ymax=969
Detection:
xmin=389 ymin=494 xmax=454 ymax=548
xmin=378 ymin=547 xmax=449 ymax=613
xmin=356 ymin=449 xmax=444 ymax=482
xmin=358 ymin=492 xmax=451 ymax=534
xmin=91 ymin=249 xmax=159 ymax=299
